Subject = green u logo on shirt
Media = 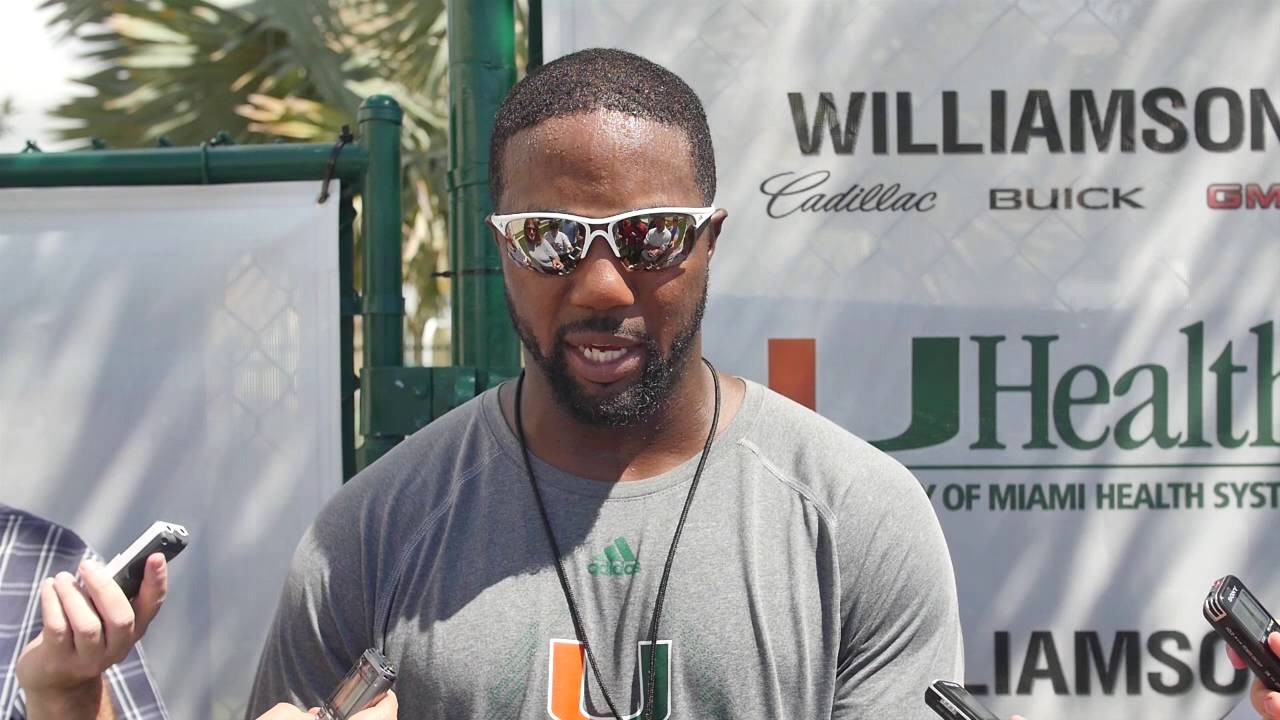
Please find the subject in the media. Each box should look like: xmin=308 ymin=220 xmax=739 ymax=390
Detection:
xmin=546 ymin=639 xmax=671 ymax=720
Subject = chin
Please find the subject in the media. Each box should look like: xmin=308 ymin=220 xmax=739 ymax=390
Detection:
xmin=570 ymin=371 xmax=636 ymax=394
xmin=558 ymin=379 xmax=665 ymax=428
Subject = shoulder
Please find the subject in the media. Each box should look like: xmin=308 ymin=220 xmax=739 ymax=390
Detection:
xmin=357 ymin=386 xmax=504 ymax=484
xmin=0 ymin=504 xmax=91 ymax=557
xmin=733 ymin=383 xmax=926 ymax=527
xmin=278 ymin=389 xmax=510 ymax=630
xmin=303 ymin=388 xmax=507 ymax=549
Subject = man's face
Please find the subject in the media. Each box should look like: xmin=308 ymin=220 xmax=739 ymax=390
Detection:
xmin=496 ymin=109 xmax=720 ymax=427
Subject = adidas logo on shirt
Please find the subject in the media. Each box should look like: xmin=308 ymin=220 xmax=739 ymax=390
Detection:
xmin=587 ymin=537 xmax=640 ymax=576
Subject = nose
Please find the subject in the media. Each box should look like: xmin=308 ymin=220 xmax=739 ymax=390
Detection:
xmin=565 ymin=234 xmax=636 ymax=312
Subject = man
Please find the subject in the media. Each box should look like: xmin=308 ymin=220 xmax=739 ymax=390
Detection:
xmin=641 ymin=217 xmax=674 ymax=264
xmin=526 ymin=226 xmax=567 ymax=273
xmin=543 ymin=219 xmax=574 ymax=258
xmin=246 ymin=48 xmax=962 ymax=719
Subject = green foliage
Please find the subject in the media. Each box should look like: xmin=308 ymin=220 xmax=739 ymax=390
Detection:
xmin=42 ymin=0 xmax=456 ymax=351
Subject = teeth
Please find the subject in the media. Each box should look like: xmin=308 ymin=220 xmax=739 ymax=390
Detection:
xmin=579 ymin=345 xmax=627 ymax=363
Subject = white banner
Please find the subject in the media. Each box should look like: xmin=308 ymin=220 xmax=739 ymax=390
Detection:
xmin=546 ymin=2 xmax=1280 ymax=718
xmin=0 ymin=181 xmax=341 ymax=719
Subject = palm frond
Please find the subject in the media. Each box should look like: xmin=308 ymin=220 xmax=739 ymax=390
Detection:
xmin=41 ymin=0 xmax=478 ymax=352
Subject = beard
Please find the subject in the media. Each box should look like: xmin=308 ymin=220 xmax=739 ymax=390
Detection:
xmin=504 ymin=276 xmax=707 ymax=428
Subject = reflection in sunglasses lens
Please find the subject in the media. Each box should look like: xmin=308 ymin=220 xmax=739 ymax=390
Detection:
xmin=623 ymin=213 xmax=690 ymax=270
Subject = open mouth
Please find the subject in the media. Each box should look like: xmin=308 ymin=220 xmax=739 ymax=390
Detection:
xmin=578 ymin=345 xmax=628 ymax=363
xmin=563 ymin=336 xmax=644 ymax=384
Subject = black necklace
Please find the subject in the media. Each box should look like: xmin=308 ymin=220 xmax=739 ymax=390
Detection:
xmin=514 ymin=357 xmax=721 ymax=720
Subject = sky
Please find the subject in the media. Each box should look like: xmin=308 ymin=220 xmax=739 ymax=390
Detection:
xmin=0 ymin=1 xmax=94 ymax=152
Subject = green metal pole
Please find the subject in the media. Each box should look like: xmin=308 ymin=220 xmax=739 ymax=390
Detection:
xmin=0 ymin=144 xmax=367 ymax=186
xmin=358 ymin=95 xmax=406 ymax=467
xmin=529 ymin=0 xmax=543 ymax=70
xmin=338 ymin=186 xmax=358 ymax=481
xmin=448 ymin=0 xmax=522 ymax=370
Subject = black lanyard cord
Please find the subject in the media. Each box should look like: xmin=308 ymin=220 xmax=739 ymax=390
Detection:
xmin=515 ymin=357 xmax=721 ymax=720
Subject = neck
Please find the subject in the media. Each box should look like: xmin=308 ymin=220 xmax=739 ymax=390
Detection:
xmin=508 ymin=354 xmax=724 ymax=482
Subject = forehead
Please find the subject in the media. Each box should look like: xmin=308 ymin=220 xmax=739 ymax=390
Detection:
xmin=497 ymin=110 xmax=702 ymax=215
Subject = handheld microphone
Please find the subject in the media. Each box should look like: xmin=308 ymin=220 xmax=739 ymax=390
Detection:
xmin=315 ymin=648 xmax=397 ymax=720
xmin=1204 ymin=574 xmax=1280 ymax=691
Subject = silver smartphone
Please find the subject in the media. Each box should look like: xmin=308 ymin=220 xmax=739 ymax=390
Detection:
xmin=104 ymin=521 xmax=189 ymax=599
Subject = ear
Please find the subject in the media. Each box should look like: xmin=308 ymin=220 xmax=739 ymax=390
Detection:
xmin=704 ymin=209 xmax=728 ymax=261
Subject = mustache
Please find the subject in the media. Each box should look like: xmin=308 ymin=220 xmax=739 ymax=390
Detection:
xmin=552 ymin=315 xmax=649 ymax=343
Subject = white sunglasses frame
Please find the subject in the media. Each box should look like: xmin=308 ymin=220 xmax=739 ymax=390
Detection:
xmin=487 ymin=206 xmax=717 ymax=271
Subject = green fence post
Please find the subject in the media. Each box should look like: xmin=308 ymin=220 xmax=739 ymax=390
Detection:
xmin=529 ymin=0 xmax=543 ymax=70
xmin=448 ymin=0 xmax=522 ymax=371
xmin=358 ymin=95 xmax=406 ymax=468
xmin=339 ymin=185 xmax=358 ymax=480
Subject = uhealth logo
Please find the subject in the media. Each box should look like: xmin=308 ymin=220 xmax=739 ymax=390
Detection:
xmin=588 ymin=537 xmax=640 ymax=576
xmin=871 ymin=322 xmax=1280 ymax=453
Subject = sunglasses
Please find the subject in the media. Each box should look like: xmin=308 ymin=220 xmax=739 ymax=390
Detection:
xmin=488 ymin=206 xmax=716 ymax=275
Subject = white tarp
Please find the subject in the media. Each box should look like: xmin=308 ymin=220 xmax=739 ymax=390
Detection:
xmin=546 ymin=2 xmax=1280 ymax=718
xmin=0 ymin=181 xmax=341 ymax=719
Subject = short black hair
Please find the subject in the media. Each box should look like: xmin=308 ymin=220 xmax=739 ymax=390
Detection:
xmin=489 ymin=48 xmax=716 ymax=209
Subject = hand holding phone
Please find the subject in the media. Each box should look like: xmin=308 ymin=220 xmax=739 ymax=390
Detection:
xmin=16 ymin=556 xmax=167 ymax=703
xmin=17 ymin=520 xmax=184 ymax=696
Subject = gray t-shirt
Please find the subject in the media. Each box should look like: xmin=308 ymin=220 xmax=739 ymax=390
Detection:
xmin=246 ymin=379 xmax=962 ymax=719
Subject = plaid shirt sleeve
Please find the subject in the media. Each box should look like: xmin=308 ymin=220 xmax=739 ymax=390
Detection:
xmin=1 ymin=506 xmax=170 ymax=720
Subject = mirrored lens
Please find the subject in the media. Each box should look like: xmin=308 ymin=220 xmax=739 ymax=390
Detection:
xmin=501 ymin=217 xmax=583 ymax=275
xmin=611 ymin=213 xmax=695 ymax=270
